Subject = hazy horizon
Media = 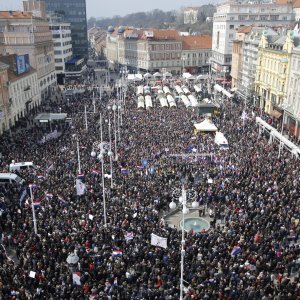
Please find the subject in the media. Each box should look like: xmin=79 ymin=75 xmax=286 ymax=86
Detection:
xmin=0 ymin=0 xmax=219 ymax=19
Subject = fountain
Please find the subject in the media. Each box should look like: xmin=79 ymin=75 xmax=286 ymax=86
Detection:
xmin=180 ymin=217 xmax=210 ymax=233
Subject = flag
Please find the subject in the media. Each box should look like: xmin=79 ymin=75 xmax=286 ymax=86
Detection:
xmin=19 ymin=188 xmax=27 ymax=206
xmin=241 ymin=111 xmax=247 ymax=120
xmin=125 ymin=232 xmax=134 ymax=241
xmin=151 ymin=233 xmax=168 ymax=249
xmin=112 ymin=250 xmax=122 ymax=257
xmin=36 ymin=174 xmax=45 ymax=180
xmin=77 ymin=173 xmax=85 ymax=180
xmin=32 ymin=200 xmax=41 ymax=207
xmin=72 ymin=272 xmax=81 ymax=285
xmin=121 ymin=168 xmax=129 ymax=174
xmin=45 ymin=192 xmax=53 ymax=199
xmin=231 ymin=246 xmax=241 ymax=256
xmin=91 ymin=170 xmax=100 ymax=176
xmin=58 ymin=196 xmax=65 ymax=203
xmin=76 ymin=179 xmax=86 ymax=196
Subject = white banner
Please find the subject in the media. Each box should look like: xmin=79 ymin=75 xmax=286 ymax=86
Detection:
xmin=151 ymin=233 xmax=167 ymax=249
xmin=76 ymin=179 xmax=86 ymax=196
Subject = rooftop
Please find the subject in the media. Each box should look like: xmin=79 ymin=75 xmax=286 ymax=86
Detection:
xmin=181 ymin=35 xmax=212 ymax=50
xmin=0 ymin=11 xmax=33 ymax=19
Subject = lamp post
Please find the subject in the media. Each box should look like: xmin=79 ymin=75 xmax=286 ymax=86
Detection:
xmin=105 ymin=115 xmax=114 ymax=188
xmin=29 ymin=185 xmax=38 ymax=235
xmin=169 ymin=185 xmax=199 ymax=300
xmin=107 ymin=104 xmax=118 ymax=161
xmin=90 ymin=113 xmax=113 ymax=227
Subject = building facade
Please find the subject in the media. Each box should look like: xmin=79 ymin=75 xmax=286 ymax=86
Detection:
xmin=49 ymin=21 xmax=72 ymax=77
xmin=0 ymin=11 xmax=56 ymax=100
xmin=106 ymin=27 xmax=212 ymax=74
xmin=255 ymin=31 xmax=299 ymax=116
xmin=0 ymin=54 xmax=40 ymax=132
xmin=286 ymin=44 xmax=300 ymax=138
xmin=184 ymin=7 xmax=200 ymax=24
xmin=43 ymin=0 xmax=88 ymax=59
xmin=0 ymin=62 xmax=9 ymax=135
xmin=211 ymin=1 xmax=295 ymax=75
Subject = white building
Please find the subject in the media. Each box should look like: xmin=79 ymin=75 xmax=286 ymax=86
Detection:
xmin=184 ymin=7 xmax=200 ymax=24
xmin=211 ymin=1 xmax=295 ymax=75
xmin=0 ymin=54 xmax=40 ymax=129
xmin=286 ymin=43 xmax=300 ymax=138
xmin=49 ymin=22 xmax=72 ymax=75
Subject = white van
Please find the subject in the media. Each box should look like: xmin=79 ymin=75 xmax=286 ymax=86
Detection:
xmin=0 ymin=173 xmax=25 ymax=185
xmin=9 ymin=161 xmax=37 ymax=172
xmin=214 ymin=132 xmax=229 ymax=150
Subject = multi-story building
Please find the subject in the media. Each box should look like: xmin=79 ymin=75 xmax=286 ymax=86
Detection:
xmin=286 ymin=43 xmax=300 ymax=137
xmin=232 ymin=26 xmax=278 ymax=100
xmin=43 ymin=0 xmax=88 ymax=59
xmin=49 ymin=20 xmax=73 ymax=82
xmin=184 ymin=7 xmax=200 ymax=24
xmin=106 ymin=27 xmax=212 ymax=74
xmin=0 ymin=54 xmax=40 ymax=128
xmin=181 ymin=35 xmax=212 ymax=74
xmin=0 ymin=61 xmax=9 ymax=135
xmin=0 ymin=10 xmax=56 ymax=100
xmin=211 ymin=1 xmax=295 ymax=76
xmin=254 ymin=31 xmax=299 ymax=116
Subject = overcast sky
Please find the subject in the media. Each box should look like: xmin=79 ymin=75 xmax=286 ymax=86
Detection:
xmin=0 ymin=0 xmax=216 ymax=18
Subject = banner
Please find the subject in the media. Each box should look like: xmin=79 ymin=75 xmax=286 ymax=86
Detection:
xmin=151 ymin=233 xmax=167 ymax=249
xmin=76 ymin=179 xmax=86 ymax=196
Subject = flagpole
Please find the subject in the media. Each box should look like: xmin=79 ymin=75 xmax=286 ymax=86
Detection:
xmin=108 ymin=115 xmax=113 ymax=188
xmin=84 ymin=105 xmax=88 ymax=131
xmin=29 ymin=186 xmax=38 ymax=235
xmin=76 ymin=136 xmax=81 ymax=174
xmin=180 ymin=187 xmax=186 ymax=300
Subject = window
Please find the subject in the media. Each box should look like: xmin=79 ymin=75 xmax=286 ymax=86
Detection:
xmin=229 ymin=25 xmax=234 ymax=29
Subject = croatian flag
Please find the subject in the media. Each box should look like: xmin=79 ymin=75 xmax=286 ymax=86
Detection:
xmin=91 ymin=170 xmax=100 ymax=176
xmin=112 ymin=250 xmax=122 ymax=257
xmin=58 ymin=196 xmax=66 ymax=203
xmin=45 ymin=192 xmax=53 ymax=199
xmin=77 ymin=173 xmax=85 ymax=180
xmin=121 ymin=168 xmax=129 ymax=175
xmin=36 ymin=174 xmax=45 ymax=180
xmin=231 ymin=246 xmax=241 ymax=256
xmin=32 ymin=200 xmax=41 ymax=207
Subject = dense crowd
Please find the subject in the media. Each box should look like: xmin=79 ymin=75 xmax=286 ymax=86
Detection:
xmin=0 ymin=78 xmax=299 ymax=300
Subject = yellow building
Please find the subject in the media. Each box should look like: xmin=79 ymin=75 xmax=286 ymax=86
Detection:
xmin=255 ymin=31 xmax=298 ymax=116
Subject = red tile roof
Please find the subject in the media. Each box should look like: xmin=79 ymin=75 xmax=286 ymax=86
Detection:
xmin=181 ymin=35 xmax=212 ymax=50
xmin=0 ymin=11 xmax=33 ymax=19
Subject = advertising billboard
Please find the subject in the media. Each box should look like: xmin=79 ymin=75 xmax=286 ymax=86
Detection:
xmin=15 ymin=54 xmax=30 ymax=75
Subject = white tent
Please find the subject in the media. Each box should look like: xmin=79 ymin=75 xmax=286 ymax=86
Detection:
xmin=222 ymin=89 xmax=233 ymax=98
xmin=163 ymin=86 xmax=171 ymax=94
xmin=194 ymin=119 xmax=218 ymax=132
xmin=182 ymin=86 xmax=190 ymax=95
xmin=175 ymin=85 xmax=184 ymax=94
xmin=197 ymin=74 xmax=209 ymax=80
xmin=187 ymin=75 xmax=196 ymax=80
xmin=144 ymin=73 xmax=153 ymax=79
xmin=188 ymin=95 xmax=198 ymax=107
xmin=145 ymin=95 xmax=153 ymax=109
xmin=163 ymin=72 xmax=172 ymax=78
xmin=182 ymin=72 xmax=192 ymax=79
xmin=153 ymin=72 xmax=162 ymax=78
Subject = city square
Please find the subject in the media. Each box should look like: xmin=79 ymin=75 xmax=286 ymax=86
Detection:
xmin=0 ymin=0 xmax=300 ymax=299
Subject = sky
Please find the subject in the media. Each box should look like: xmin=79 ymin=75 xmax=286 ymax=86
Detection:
xmin=0 ymin=0 xmax=216 ymax=19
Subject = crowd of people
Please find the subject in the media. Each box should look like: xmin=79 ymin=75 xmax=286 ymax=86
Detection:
xmin=0 ymin=76 xmax=299 ymax=299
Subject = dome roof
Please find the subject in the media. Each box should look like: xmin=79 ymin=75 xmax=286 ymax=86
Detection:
xmin=117 ymin=26 xmax=125 ymax=34
xmin=107 ymin=26 xmax=114 ymax=33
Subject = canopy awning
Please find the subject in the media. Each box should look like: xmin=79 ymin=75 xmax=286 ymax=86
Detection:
xmin=194 ymin=119 xmax=218 ymax=132
xmin=153 ymin=72 xmax=162 ymax=77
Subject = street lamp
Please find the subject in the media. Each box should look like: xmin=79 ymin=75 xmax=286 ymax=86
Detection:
xmin=107 ymin=103 xmax=118 ymax=161
xmin=169 ymin=185 xmax=199 ymax=300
